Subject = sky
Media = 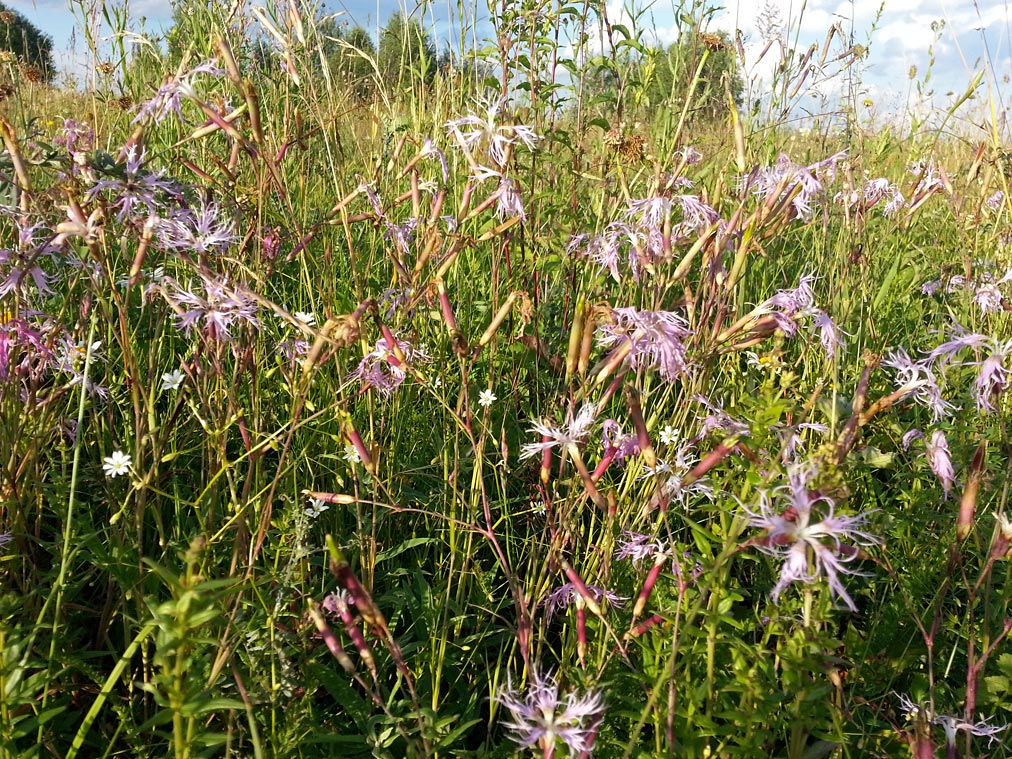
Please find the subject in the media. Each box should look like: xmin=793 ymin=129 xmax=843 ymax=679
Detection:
xmin=9 ymin=0 xmax=1012 ymax=125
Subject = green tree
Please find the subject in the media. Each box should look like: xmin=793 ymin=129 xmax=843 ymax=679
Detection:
xmin=0 ymin=2 xmax=54 ymax=82
xmin=165 ymin=0 xmax=237 ymax=65
xmin=639 ymin=32 xmax=743 ymax=118
xmin=378 ymin=12 xmax=436 ymax=88
xmin=318 ymin=18 xmax=376 ymax=100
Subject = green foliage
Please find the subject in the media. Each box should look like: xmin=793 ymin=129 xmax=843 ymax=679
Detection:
xmin=2 ymin=2 xmax=1012 ymax=759
xmin=319 ymin=18 xmax=377 ymax=101
xmin=639 ymin=32 xmax=744 ymax=116
xmin=378 ymin=12 xmax=436 ymax=88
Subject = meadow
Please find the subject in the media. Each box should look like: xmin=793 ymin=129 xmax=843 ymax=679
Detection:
xmin=1 ymin=1 xmax=1012 ymax=757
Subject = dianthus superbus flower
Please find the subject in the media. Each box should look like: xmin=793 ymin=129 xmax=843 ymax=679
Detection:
xmin=520 ymin=404 xmax=597 ymax=460
xmin=596 ymin=307 xmax=692 ymax=382
xmin=350 ymin=335 xmax=429 ymax=396
xmin=497 ymin=668 xmax=605 ymax=757
xmin=744 ymin=462 xmax=879 ymax=611
xmin=163 ymin=275 xmax=260 ymax=342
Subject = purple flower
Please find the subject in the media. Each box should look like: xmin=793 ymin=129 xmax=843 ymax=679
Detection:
xmin=807 ymin=308 xmax=845 ymax=358
xmin=676 ymin=145 xmax=702 ymax=164
xmin=744 ymin=462 xmax=879 ymax=611
xmin=776 ymin=421 xmax=829 ymax=462
xmin=693 ymin=394 xmax=750 ymax=438
xmin=596 ymin=307 xmax=693 ymax=382
xmin=974 ymin=283 xmax=1003 ymax=314
xmin=986 ymin=190 xmax=1005 ymax=212
xmin=759 ymin=273 xmax=817 ymax=332
xmin=615 ymin=531 xmax=668 ymax=566
xmin=901 ymin=429 xmax=923 ymax=450
xmin=568 ymin=223 xmax=629 ymax=282
xmin=974 ymin=351 xmax=1010 ymax=412
xmin=925 ymin=430 xmax=955 ymax=497
xmin=600 ymin=419 xmax=640 ymax=461
xmin=546 ymin=583 xmax=627 ymax=618
xmin=446 ymin=97 xmax=539 ymax=168
xmin=350 ymin=335 xmax=429 ymax=396
xmin=520 ymin=403 xmax=597 ymax=460
xmin=158 ymin=200 xmax=236 ymax=255
xmin=358 ymin=182 xmax=383 ymax=216
xmin=492 ymin=176 xmax=525 ymax=220
xmin=909 ymin=159 xmax=945 ymax=192
xmin=898 ymin=695 xmax=1007 ymax=751
xmin=0 ymin=315 xmax=55 ymax=382
xmin=927 ymin=323 xmax=990 ymax=365
xmin=744 ymin=151 xmax=846 ymax=220
xmin=857 ymin=177 xmax=905 ymax=216
xmin=86 ymin=145 xmax=182 ymax=222
xmin=0 ymin=532 xmax=11 ymax=553
xmin=133 ymin=60 xmax=224 ymax=125
xmin=673 ymin=194 xmax=720 ymax=231
xmin=882 ymin=349 xmax=955 ymax=420
xmin=163 ymin=275 xmax=260 ymax=341
xmin=384 ymin=218 xmax=418 ymax=254
xmin=497 ymin=669 xmax=605 ymax=756
xmin=420 ymin=138 xmax=448 ymax=183
xmin=277 ymin=338 xmax=310 ymax=367
xmin=625 ymin=196 xmax=671 ymax=228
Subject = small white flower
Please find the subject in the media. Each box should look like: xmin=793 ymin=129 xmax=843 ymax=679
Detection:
xmin=478 ymin=389 xmax=497 ymax=407
xmin=343 ymin=444 xmax=361 ymax=464
xmin=431 ymin=376 xmax=442 ymax=388
xmin=294 ymin=311 xmax=316 ymax=326
xmin=305 ymin=497 xmax=329 ymax=518
xmin=160 ymin=369 xmax=186 ymax=391
xmin=659 ymin=425 xmax=678 ymax=446
xmin=102 ymin=451 xmax=132 ymax=478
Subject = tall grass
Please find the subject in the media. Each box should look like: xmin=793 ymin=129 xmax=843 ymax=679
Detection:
xmin=0 ymin=1 xmax=1011 ymax=757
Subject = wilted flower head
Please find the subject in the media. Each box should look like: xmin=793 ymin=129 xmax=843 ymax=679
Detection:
xmin=925 ymin=430 xmax=955 ymax=498
xmin=420 ymin=138 xmax=449 ymax=183
xmin=596 ymin=307 xmax=693 ymax=382
xmin=497 ymin=669 xmax=605 ymax=756
xmin=600 ymin=419 xmax=640 ymax=461
xmin=744 ymin=461 xmax=879 ymax=611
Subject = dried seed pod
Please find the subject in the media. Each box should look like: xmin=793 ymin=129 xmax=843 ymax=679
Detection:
xmin=957 ymin=442 xmax=987 ymax=541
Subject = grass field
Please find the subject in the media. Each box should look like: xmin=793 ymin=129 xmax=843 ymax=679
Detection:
xmin=1 ymin=1 xmax=1012 ymax=757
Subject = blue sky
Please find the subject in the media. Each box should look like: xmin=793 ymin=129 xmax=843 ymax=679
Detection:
xmin=9 ymin=0 xmax=1012 ymax=123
